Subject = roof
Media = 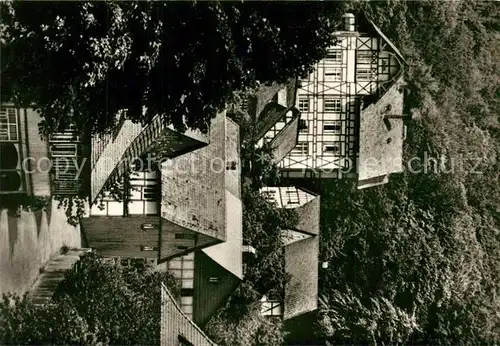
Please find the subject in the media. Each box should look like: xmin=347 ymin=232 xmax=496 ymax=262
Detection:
xmin=161 ymin=111 xmax=228 ymax=241
xmin=90 ymin=115 xmax=208 ymax=202
xmin=253 ymin=78 xmax=296 ymax=121
xmin=368 ymin=20 xmax=407 ymax=65
xmin=255 ymin=103 xmax=288 ymax=140
xmin=358 ymin=75 xmax=406 ymax=188
xmin=293 ymin=194 xmax=321 ymax=236
xmin=268 ymin=110 xmax=301 ymax=163
xmin=254 ymin=78 xmax=298 ymax=140
xmin=261 ymin=187 xmax=321 ymax=320
xmin=202 ymin=118 xmax=243 ymax=280
xmin=284 ymin=236 xmax=319 ymax=320
xmin=283 ymin=191 xmax=320 ymax=319
xmin=160 ymin=283 xmax=217 ymax=346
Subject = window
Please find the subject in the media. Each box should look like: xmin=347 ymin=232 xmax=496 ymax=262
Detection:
xmin=323 ymin=143 xmax=341 ymax=156
xmin=290 ymin=142 xmax=308 ymax=156
xmin=208 ymin=277 xmax=220 ymax=284
xmin=356 ymin=50 xmax=373 ymax=64
xmin=180 ymin=295 xmax=193 ymax=316
xmin=298 ymin=96 xmax=309 ymax=112
xmin=141 ymin=223 xmax=159 ymax=231
xmin=50 ymin=143 xmax=78 ymax=157
xmin=324 ymin=68 xmax=342 ymax=81
xmin=261 ymin=299 xmax=282 ymax=316
xmin=325 ymin=49 xmax=342 ymax=63
xmin=286 ymin=190 xmax=300 ymax=205
xmin=323 ymin=121 xmax=342 ymax=134
xmin=357 ymin=68 xmax=376 ymax=81
xmin=324 ymin=99 xmax=342 ymax=113
xmin=128 ymin=170 xmax=159 ymax=215
xmin=262 ymin=189 xmax=277 ymax=202
xmin=167 ymin=253 xmax=195 ymax=289
xmin=0 ymin=107 xmax=19 ymax=141
xmin=241 ymin=96 xmax=252 ymax=112
xmin=299 ymin=119 xmax=308 ymax=133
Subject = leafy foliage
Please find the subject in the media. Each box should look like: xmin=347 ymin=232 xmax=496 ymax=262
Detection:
xmin=1 ymin=1 xmax=343 ymax=137
xmin=204 ymin=129 xmax=299 ymax=345
xmin=317 ymin=289 xmax=419 ymax=345
xmin=0 ymin=194 xmax=50 ymax=216
xmin=205 ymin=282 xmax=284 ymax=346
xmin=53 ymin=195 xmax=88 ymax=227
xmin=0 ymin=252 xmax=179 ymax=345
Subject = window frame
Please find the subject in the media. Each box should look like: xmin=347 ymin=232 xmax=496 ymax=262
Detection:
xmin=0 ymin=107 xmax=19 ymax=142
xmin=323 ymin=143 xmax=341 ymax=156
xmin=298 ymin=96 xmax=310 ymax=112
xmin=324 ymin=99 xmax=342 ymax=113
xmin=290 ymin=141 xmax=309 ymax=156
xmin=324 ymin=67 xmax=342 ymax=81
xmin=325 ymin=48 xmax=342 ymax=63
xmin=323 ymin=121 xmax=342 ymax=134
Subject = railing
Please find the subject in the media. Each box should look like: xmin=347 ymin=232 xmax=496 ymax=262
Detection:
xmin=48 ymin=127 xmax=84 ymax=196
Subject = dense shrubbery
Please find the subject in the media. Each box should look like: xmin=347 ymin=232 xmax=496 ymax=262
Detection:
xmin=0 ymin=252 xmax=179 ymax=345
xmin=205 ymin=282 xmax=284 ymax=346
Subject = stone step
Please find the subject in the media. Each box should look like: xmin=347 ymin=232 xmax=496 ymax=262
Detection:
xmin=29 ymin=248 xmax=93 ymax=305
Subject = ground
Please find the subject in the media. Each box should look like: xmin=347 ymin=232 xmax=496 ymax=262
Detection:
xmin=0 ymin=199 xmax=81 ymax=296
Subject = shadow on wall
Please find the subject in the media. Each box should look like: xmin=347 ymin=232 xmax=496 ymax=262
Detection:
xmin=0 ymin=199 xmax=81 ymax=296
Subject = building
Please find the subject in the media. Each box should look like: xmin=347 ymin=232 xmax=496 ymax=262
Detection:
xmin=158 ymin=115 xmax=243 ymax=324
xmin=82 ymin=110 xmax=244 ymax=329
xmin=256 ymin=13 xmax=407 ymax=189
xmin=160 ymin=282 xmax=217 ymax=346
xmin=82 ymin=110 xmax=241 ymax=260
xmin=259 ymin=186 xmax=320 ymax=321
xmin=0 ymin=105 xmax=86 ymax=196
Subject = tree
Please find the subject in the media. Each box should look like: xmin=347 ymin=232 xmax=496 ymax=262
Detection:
xmin=0 ymin=252 xmax=179 ymax=345
xmin=317 ymin=289 xmax=420 ymax=345
xmin=1 ymin=1 xmax=344 ymax=136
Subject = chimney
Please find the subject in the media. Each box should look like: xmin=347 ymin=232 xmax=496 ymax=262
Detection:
xmin=342 ymin=13 xmax=355 ymax=32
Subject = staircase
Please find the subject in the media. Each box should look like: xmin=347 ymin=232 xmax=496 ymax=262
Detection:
xmin=29 ymin=248 xmax=92 ymax=306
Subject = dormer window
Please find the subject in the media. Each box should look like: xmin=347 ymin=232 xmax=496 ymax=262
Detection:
xmin=208 ymin=277 xmax=220 ymax=284
xmin=226 ymin=161 xmax=237 ymax=170
xmin=141 ymin=223 xmax=159 ymax=231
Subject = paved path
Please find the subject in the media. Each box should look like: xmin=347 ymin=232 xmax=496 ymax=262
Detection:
xmin=29 ymin=248 xmax=92 ymax=306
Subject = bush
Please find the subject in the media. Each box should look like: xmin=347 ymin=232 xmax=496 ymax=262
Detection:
xmin=205 ymin=282 xmax=284 ymax=346
xmin=0 ymin=252 xmax=179 ymax=345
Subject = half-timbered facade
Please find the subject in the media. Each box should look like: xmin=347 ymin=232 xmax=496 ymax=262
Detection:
xmin=257 ymin=13 xmax=407 ymax=188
